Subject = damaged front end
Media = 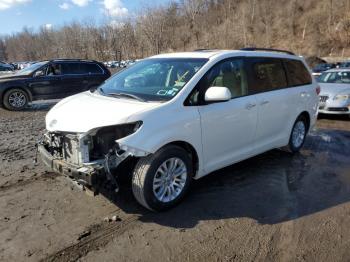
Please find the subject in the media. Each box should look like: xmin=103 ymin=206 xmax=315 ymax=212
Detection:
xmin=37 ymin=121 xmax=147 ymax=193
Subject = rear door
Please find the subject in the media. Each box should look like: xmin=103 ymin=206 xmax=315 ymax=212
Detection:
xmin=197 ymin=58 xmax=258 ymax=174
xmin=60 ymin=62 xmax=87 ymax=96
xmin=246 ymin=57 xmax=296 ymax=152
xmin=80 ymin=62 xmax=106 ymax=90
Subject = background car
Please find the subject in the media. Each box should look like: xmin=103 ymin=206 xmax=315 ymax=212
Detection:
xmin=0 ymin=59 xmax=111 ymax=110
xmin=339 ymin=61 xmax=350 ymax=68
xmin=0 ymin=61 xmax=14 ymax=71
xmin=317 ymin=68 xmax=350 ymax=117
xmin=0 ymin=64 xmax=14 ymax=75
xmin=312 ymin=63 xmax=336 ymax=77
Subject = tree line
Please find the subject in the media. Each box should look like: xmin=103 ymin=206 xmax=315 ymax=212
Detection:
xmin=1 ymin=0 xmax=350 ymax=62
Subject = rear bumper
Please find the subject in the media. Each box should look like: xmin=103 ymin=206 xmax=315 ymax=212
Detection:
xmin=38 ymin=144 xmax=105 ymax=186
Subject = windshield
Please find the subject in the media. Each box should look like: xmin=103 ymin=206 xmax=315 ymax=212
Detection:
xmin=15 ymin=61 xmax=48 ymax=76
xmin=318 ymin=71 xmax=350 ymax=84
xmin=98 ymin=58 xmax=208 ymax=102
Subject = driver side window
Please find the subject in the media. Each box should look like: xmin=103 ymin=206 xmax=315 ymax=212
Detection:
xmin=186 ymin=58 xmax=248 ymax=105
xmin=208 ymin=59 xmax=248 ymax=98
xmin=35 ymin=64 xmax=62 ymax=77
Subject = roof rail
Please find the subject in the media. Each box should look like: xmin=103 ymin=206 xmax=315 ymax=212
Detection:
xmin=193 ymin=49 xmax=219 ymax=52
xmin=50 ymin=58 xmax=97 ymax=62
xmin=240 ymin=47 xmax=295 ymax=56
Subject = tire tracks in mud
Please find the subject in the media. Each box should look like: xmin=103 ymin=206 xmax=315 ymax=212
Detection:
xmin=41 ymin=215 xmax=140 ymax=262
xmin=0 ymin=172 xmax=60 ymax=194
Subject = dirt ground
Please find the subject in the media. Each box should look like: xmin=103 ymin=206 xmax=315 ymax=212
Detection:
xmin=0 ymin=104 xmax=349 ymax=262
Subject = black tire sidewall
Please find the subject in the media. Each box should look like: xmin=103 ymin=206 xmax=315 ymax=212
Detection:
xmin=143 ymin=146 xmax=193 ymax=211
xmin=3 ymin=89 xmax=29 ymax=111
xmin=289 ymin=116 xmax=307 ymax=153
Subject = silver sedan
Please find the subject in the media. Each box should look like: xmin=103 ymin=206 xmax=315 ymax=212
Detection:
xmin=317 ymin=69 xmax=350 ymax=117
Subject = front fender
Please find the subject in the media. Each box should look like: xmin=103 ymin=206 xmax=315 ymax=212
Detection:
xmin=117 ymin=107 xmax=204 ymax=177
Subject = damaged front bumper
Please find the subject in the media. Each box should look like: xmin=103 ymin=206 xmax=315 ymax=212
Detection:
xmin=37 ymin=129 xmax=150 ymax=191
xmin=38 ymin=144 xmax=104 ymax=187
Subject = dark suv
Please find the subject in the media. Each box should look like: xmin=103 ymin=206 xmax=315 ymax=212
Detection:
xmin=0 ymin=59 xmax=111 ymax=110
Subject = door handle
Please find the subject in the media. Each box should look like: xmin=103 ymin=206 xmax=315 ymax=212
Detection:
xmin=245 ymin=103 xmax=256 ymax=110
xmin=260 ymin=100 xmax=269 ymax=105
xmin=300 ymin=92 xmax=307 ymax=97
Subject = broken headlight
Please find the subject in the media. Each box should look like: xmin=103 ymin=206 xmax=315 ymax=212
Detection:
xmin=90 ymin=121 xmax=143 ymax=160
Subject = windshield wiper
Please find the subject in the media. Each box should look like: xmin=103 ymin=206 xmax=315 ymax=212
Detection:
xmin=107 ymin=92 xmax=146 ymax=102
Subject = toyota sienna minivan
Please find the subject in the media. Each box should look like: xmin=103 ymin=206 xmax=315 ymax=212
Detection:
xmin=38 ymin=48 xmax=319 ymax=211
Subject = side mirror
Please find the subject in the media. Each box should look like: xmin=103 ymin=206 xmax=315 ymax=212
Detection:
xmin=204 ymin=86 xmax=231 ymax=102
xmin=33 ymin=71 xmax=44 ymax=78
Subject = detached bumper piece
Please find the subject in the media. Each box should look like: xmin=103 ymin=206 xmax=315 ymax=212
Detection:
xmin=38 ymin=144 xmax=105 ymax=187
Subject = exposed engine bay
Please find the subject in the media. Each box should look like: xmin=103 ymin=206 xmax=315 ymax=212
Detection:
xmin=38 ymin=121 xmax=146 ymax=192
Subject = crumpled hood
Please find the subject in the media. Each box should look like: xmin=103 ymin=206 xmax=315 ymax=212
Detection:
xmin=46 ymin=91 xmax=159 ymax=133
xmin=319 ymin=83 xmax=350 ymax=96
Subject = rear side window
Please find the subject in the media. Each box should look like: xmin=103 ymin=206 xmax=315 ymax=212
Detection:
xmin=81 ymin=63 xmax=103 ymax=74
xmin=249 ymin=58 xmax=287 ymax=94
xmin=61 ymin=63 xmax=81 ymax=75
xmin=284 ymin=59 xmax=312 ymax=86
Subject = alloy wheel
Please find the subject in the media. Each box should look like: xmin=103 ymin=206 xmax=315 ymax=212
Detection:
xmin=292 ymin=120 xmax=306 ymax=148
xmin=152 ymin=157 xmax=188 ymax=203
xmin=8 ymin=91 xmax=27 ymax=108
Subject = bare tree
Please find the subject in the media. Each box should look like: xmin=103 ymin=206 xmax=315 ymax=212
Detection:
xmin=3 ymin=0 xmax=350 ymax=61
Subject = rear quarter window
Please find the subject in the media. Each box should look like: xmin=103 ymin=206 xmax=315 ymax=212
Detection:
xmin=284 ymin=59 xmax=312 ymax=86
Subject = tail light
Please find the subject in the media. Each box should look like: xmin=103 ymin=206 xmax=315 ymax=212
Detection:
xmin=316 ymin=85 xmax=321 ymax=95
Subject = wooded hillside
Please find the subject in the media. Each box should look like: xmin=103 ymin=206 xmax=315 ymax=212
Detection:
xmin=1 ymin=0 xmax=350 ymax=61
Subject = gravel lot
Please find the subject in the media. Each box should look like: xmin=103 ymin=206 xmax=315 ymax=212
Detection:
xmin=0 ymin=104 xmax=349 ymax=262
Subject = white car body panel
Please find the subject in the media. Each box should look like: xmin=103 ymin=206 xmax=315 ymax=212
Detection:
xmin=198 ymin=95 xmax=258 ymax=174
xmin=45 ymin=50 xmax=318 ymax=179
xmin=119 ymin=104 xmax=204 ymax=176
xmin=45 ymin=92 xmax=160 ymax=133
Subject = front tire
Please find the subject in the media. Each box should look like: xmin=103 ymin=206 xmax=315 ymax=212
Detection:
xmin=288 ymin=115 xmax=307 ymax=153
xmin=132 ymin=145 xmax=193 ymax=211
xmin=3 ymin=88 xmax=29 ymax=111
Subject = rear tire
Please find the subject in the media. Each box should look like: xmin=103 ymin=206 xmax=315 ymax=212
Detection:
xmin=288 ymin=115 xmax=307 ymax=153
xmin=3 ymin=88 xmax=29 ymax=111
xmin=132 ymin=145 xmax=193 ymax=211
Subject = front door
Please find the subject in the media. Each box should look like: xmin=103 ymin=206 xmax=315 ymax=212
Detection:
xmin=29 ymin=64 xmax=62 ymax=99
xmin=197 ymin=58 xmax=258 ymax=174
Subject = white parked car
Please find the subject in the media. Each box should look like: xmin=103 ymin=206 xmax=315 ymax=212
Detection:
xmin=38 ymin=48 xmax=319 ymax=211
xmin=317 ymin=69 xmax=350 ymax=117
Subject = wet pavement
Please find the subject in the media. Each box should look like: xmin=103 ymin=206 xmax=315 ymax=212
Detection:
xmin=0 ymin=104 xmax=349 ymax=261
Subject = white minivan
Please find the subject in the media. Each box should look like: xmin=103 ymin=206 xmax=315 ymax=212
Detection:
xmin=39 ymin=48 xmax=319 ymax=211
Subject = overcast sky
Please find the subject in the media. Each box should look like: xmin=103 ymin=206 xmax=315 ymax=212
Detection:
xmin=0 ymin=0 xmax=168 ymax=35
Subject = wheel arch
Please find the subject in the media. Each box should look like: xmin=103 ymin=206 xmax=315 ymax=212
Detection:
xmin=2 ymin=86 xmax=33 ymax=103
xmin=161 ymin=140 xmax=199 ymax=177
xmin=298 ymin=111 xmax=311 ymax=132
